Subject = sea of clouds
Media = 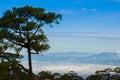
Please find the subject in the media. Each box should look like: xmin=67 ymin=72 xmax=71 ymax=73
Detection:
xmin=21 ymin=60 xmax=117 ymax=75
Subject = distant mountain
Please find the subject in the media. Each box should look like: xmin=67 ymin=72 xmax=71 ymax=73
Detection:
xmin=22 ymin=52 xmax=120 ymax=66
xmin=78 ymin=52 xmax=120 ymax=65
xmin=30 ymin=52 xmax=96 ymax=62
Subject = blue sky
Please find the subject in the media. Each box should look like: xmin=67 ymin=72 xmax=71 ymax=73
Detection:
xmin=1 ymin=0 xmax=120 ymax=53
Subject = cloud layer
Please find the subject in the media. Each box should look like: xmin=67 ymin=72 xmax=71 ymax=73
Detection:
xmin=22 ymin=61 xmax=117 ymax=75
xmin=46 ymin=32 xmax=120 ymax=39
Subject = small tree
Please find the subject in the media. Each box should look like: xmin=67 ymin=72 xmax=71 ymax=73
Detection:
xmin=0 ymin=42 xmax=30 ymax=80
xmin=60 ymin=71 xmax=83 ymax=80
xmin=0 ymin=5 xmax=61 ymax=79
xmin=86 ymin=75 xmax=102 ymax=80
xmin=88 ymin=67 xmax=120 ymax=80
xmin=38 ymin=71 xmax=53 ymax=80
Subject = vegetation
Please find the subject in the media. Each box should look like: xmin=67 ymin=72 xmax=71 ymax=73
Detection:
xmin=0 ymin=5 xmax=61 ymax=79
xmin=86 ymin=67 xmax=120 ymax=80
xmin=0 ymin=43 xmax=30 ymax=80
xmin=0 ymin=60 xmax=120 ymax=80
xmin=0 ymin=5 xmax=120 ymax=80
xmin=37 ymin=71 xmax=84 ymax=80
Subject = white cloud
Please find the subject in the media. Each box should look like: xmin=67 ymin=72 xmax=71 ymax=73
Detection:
xmin=71 ymin=0 xmax=81 ymax=4
xmin=91 ymin=9 xmax=97 ymax=12
xmin=81 ymin=7 xmax=87 ymax=11
xmin=37 ymin=64 xmax=117 ymax=74
xmin=81 ymin=34 xmax=120 ymax=39
xmin=116 ymin=50 xmax=120 ymax=57
xmin=21 ymin=61 xmax=117 ymax=75
xmin=47 ymin=32 xmax=120 ymax=39
xmin=59 ymin=10 xmax=77 ymax=14
xmin=81 ymin=7 xmax=97 ymax=12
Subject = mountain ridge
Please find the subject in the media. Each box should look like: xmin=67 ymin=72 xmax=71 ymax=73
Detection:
xmin=22 ymin=52 xmax=120 ymax=66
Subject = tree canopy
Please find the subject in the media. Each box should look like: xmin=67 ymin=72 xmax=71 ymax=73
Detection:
xmin=0 ymin=5 xmax=62 ymax=79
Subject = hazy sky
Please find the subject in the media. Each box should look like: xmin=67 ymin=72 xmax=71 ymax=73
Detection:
xmin=1 ymin=0 xmax=120 ymax=53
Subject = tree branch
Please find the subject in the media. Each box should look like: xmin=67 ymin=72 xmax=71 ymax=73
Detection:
xmin=0 ymin=55 xmax=35 ymax=76
xmin=7 ymin=38 xmax=27 ymax=48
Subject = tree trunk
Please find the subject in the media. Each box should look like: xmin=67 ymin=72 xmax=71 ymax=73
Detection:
xmin=28 ymin=46 xmax=33 ymax=80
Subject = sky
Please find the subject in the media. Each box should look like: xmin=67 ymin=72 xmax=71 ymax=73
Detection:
xmin=1 ymin=0 xmax=120 ymax=76
xmin=1 ymin=0 xmax=120 ymax=53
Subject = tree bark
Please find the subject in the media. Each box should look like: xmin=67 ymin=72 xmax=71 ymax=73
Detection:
xmin=28 ymin=46 xmax=33 ymax=80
